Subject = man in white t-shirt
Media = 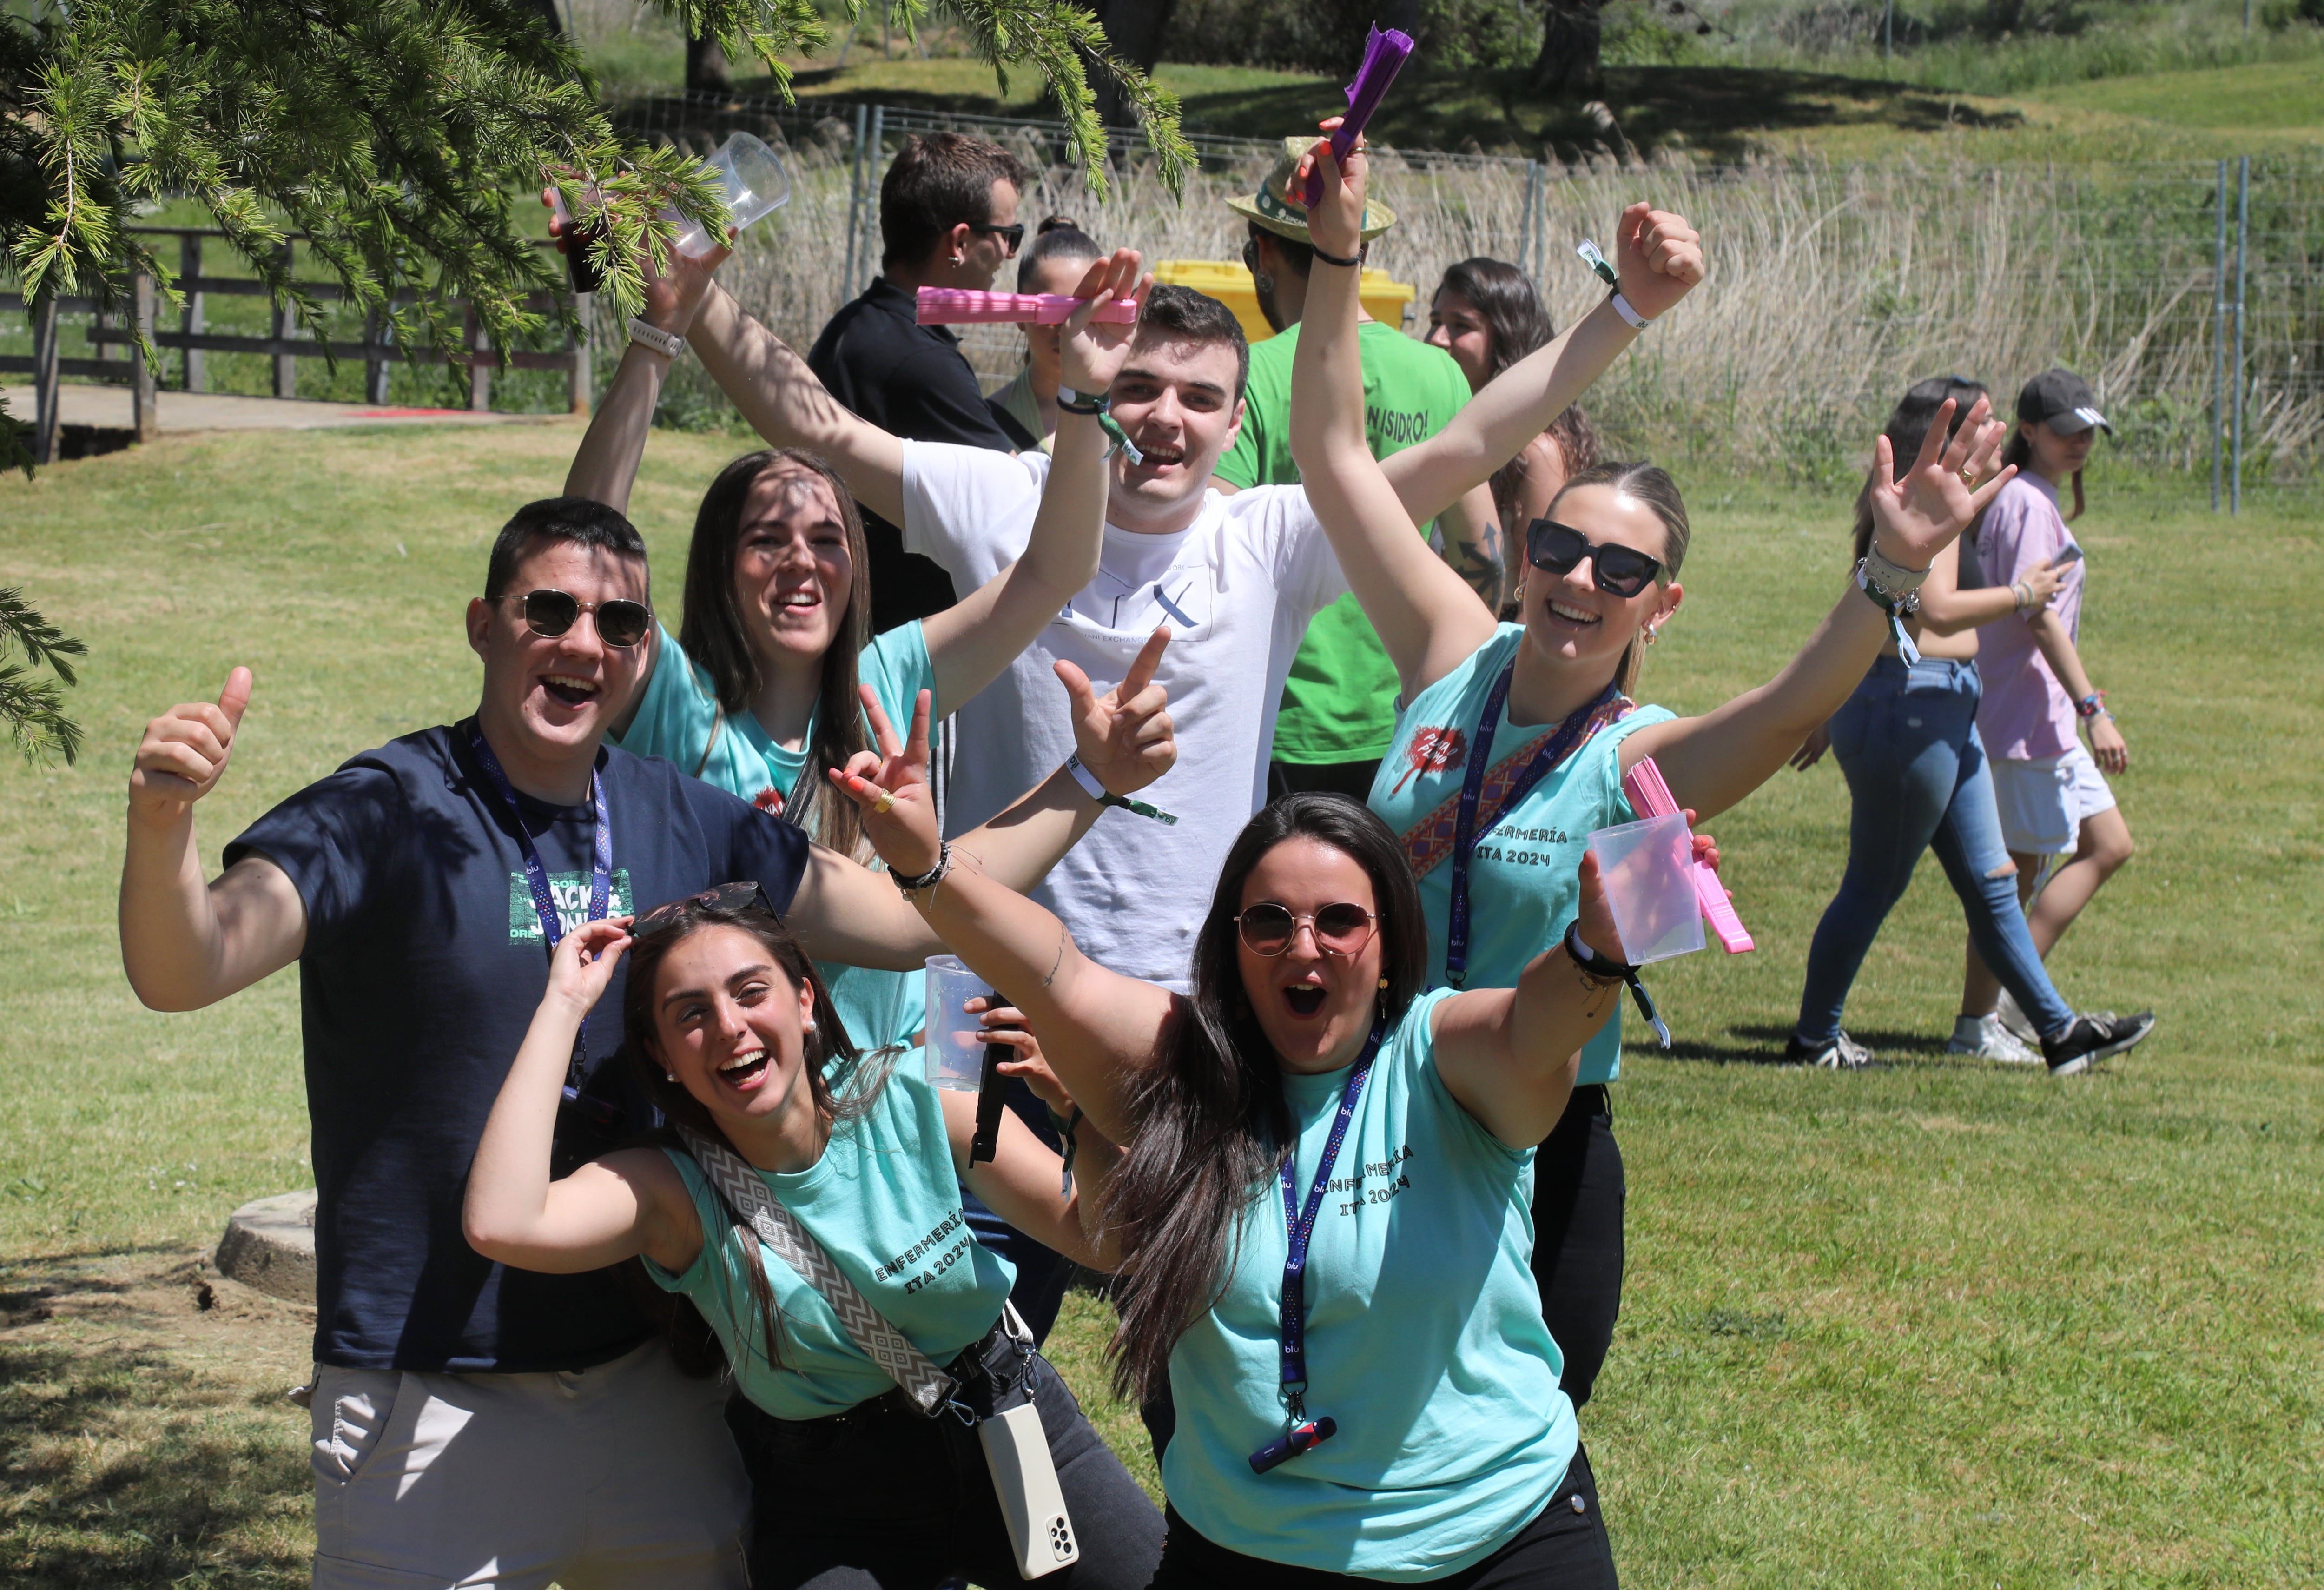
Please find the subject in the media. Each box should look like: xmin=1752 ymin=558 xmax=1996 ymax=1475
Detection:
xmin=680 ymin=208 xmax=1702 ymax=982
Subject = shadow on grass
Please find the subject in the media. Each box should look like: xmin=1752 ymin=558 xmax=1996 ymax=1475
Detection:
xmin=0 ymin=1269 xmax=310 ymax=1588
xmin=1651 ymin=1023 xmax=1952 ymax=1067
xmin=1177 ymin=65 xmax=2025 ymax=161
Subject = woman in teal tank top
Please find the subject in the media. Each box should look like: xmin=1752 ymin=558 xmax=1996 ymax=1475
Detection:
xmin=831 ymin=689 xmax=1652 ymax=1583
xmin=464 ymin=888 xmax=1164 ymax=1588
xmin=1289 ymin=136 xmax=2019 ymax=1573
xmin=563 ymin=240 xmax=1162 ymax=1345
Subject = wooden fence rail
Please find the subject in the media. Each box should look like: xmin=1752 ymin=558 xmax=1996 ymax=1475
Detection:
xmin=2 ymin=227 xmax=591 ymax=464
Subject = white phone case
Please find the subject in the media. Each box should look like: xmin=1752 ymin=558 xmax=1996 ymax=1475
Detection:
xmin=978 ymin=1399 xmax=1079 ymax=1578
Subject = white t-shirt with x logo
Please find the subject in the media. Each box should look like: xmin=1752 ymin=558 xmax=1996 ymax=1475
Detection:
xmin=902 ymin=440 xmax=1349 ymax=986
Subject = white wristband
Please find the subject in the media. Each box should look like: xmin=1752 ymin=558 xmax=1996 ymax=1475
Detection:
xmin=628 ymin=318 xmax=685 ymax=360
xmin=1064 ymin=752 xmax=1109 ymax=804
xmin=1609 ymin=292 xmax=1650 ymax=330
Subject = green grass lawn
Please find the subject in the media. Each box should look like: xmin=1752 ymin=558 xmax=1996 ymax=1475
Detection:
xmin=3 ymin=422 xmax=2320 ymax=1585
xmin=2026 ymin=56 xmax=2324 ymax=132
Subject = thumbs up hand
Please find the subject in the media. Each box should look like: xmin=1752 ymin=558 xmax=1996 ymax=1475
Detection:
xmin=130 ymin=668 xmax=252 ymax=824
xmin=1055 ymin=627 xmax=1176 ymax=798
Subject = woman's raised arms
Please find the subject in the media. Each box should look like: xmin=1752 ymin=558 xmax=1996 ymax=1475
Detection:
xmin=463 ymin=920 xmax=705 ymax=1277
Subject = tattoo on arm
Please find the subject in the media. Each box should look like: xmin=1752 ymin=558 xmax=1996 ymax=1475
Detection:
xmin=1451 ymin=515 xmax=1505 ymax=606
xmin=1042 ymin=931 xmax=1067 ymax=988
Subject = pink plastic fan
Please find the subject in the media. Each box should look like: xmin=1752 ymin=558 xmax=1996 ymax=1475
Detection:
xmin=916 ymin=288 xmax=1139 ymax=326
xmin=1621 ymin=755 xmax=1754 ymax=954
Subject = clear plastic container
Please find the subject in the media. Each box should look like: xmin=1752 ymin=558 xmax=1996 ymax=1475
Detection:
xmin=672 ymin=132 xmax=790 ymax=258
xmin=922 ymin=955 xmax=991 ymax=1091
xmin=1585 ymin=811 xmax=1704 ymax=966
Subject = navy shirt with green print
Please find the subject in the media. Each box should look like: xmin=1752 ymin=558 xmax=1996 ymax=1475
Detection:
xmin=228 ymin=722 xmax=809 ymax=1375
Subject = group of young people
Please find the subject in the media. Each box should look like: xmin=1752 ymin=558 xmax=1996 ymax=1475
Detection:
xmin=120 ymin=124 xmax=2147 ymax=1590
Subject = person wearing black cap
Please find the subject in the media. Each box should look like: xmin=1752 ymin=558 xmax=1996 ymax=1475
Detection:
xmin=1957 ymin=368 xmax=2154 ymax=1076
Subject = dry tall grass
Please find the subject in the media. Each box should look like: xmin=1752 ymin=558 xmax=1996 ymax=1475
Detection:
xmin=625 ymin=116 xmax=2320 ymax=484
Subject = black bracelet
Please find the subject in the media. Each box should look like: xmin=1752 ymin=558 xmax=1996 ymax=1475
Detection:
xmin=890 ymin=840 xmax=951 ymax=897
xmin=1561 ymin=920 xmax=1671 ymax=1049
xmin=1309 ymin=244 xmax=1361 ymax=269
xmin=1057 ymin=394 xmax=1106 ymax=417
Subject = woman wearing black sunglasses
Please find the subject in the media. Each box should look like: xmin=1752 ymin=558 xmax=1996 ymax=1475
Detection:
xmin=825 ymin=694 xmax=1644 ymax=1584
xmin=1287 ymin=132 xmax=2011 ymax=1553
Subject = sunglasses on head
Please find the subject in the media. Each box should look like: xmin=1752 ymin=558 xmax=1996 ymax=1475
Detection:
xmin=970 ymin=221 xmax=1025 ymax=255
xmin=1524 ymin=520 xmax=1664 ymax=600
xmin=1234 ymin=901 xmax=1377 ymax=958
xmin=634 ymin=881 xmax=773 ymax=938
xmin=497 ymin=588 xmax=652 ymax=649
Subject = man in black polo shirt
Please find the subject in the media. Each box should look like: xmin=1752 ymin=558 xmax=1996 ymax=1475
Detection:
xmin=809 ymin=131 xmax=1031 ymax=630
xmin=118 ymin=497 xmax=1174 ymax=1588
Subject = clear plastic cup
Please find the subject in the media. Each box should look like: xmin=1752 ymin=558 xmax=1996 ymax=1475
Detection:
xmin=923 ymin=955 xmax=991 ymax=1091
xmin=672 ymin=132 xmax=791 ymax=258
xmin=1585 ymin=811 xmax=1704 ymax=966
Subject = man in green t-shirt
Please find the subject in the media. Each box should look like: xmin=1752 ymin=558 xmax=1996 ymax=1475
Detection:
xmin=1215 ymin=137 xmax=1502 ymax=800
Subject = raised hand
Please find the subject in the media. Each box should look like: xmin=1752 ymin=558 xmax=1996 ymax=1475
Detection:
xmin=542 ymin=186 xmax=729 ymax=334
xmin=546 ymin=917 xmax=634 ymax=1015
xmin=1867 ymin=395 xmax=2015 ymax=570
xmin=1059 ymin=248 xmax=1151 ymax=395
xmin=130 ymin=668 xmax=252 ymax=825
xmin=1613 ymin=203 xmax=1706 ymax=322
xmin=1291 ymin=117 xmax=1366 ymax=264
xmin=827 ymin=688 xmax=942 ymax=877
xmin=1055 ymin=627 xmax=1175 ymax=796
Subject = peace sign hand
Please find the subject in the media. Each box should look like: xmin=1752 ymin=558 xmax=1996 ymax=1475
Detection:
xmin=827 ymin=688 xmax=943 ymax=878
xmin=1867 ymin=395 xmax=2016 ymax=570
xmin=1056 ymin=627 xmax=1176 ymax=797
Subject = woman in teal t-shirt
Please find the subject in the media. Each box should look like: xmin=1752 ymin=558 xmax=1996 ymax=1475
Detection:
xmin=1290 ymin=136 xmax=2015 ymax=1562
xmin=464 ymin=888 xmax=1164 ymax=1587
xmin=832 ymin=695 xmax=1649 ymax=1581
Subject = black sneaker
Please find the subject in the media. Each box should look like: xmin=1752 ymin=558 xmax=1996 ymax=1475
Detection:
xmin=1785 ymin=1030 xmax=1877 ymax=1070
xmin=2042 ymin=1011 xmax=2157 ymax=1077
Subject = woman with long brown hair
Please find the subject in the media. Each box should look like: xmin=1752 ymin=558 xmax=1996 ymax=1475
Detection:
xmin=464 ymin=886 xmax=1166 ymax=1588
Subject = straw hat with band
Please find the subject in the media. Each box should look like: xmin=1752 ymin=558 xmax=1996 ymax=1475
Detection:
xmin=1225 ymin=135 xmax=1397 ymax=245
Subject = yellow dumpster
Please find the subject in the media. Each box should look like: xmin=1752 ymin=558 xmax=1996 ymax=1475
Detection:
xmin=1152 ymin=260 xmax=1418 ymax=344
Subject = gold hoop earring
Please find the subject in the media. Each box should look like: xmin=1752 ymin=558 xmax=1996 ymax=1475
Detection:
xmin=1512 ymin=580 xmax=1526 ymax=606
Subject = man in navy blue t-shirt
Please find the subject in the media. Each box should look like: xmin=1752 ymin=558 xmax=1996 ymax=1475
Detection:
xmin=119 ymin=497 xmax=1173 ymax=1589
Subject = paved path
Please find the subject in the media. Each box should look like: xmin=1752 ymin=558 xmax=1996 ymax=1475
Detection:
xmin=48 ymin=381 xmax=566 ymax=433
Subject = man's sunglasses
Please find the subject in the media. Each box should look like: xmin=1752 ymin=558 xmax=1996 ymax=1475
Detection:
xmin=970 ymin=221 xmax=1025 ymax=255
xmin=1235 ymin=902 xmax=1377 ymax=958
xmin=1524 ymin=521 xmax=1664 ymax=600
xmin=634 ymin=881 xmax=772 ymax=938
xmin=495 ymin=588 xmax=653 ymax=649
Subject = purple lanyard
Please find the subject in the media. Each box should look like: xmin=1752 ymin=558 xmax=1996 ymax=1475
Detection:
xmin=1444 ymin=667 xmax=1619 ymax=987
xmin=1249 ymin=1017 xmax=1383 ymax=1475
xmin=468 ymin=725 xmax=611 ymax=1081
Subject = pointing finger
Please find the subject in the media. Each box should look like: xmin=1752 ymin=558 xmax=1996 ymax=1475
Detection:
xmin=1120 ymin=627 xmax=1170 ymax=701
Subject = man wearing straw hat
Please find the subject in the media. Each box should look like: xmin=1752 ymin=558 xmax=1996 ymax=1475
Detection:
xmin=1216 ymin=136 xmax=1494 ymax=803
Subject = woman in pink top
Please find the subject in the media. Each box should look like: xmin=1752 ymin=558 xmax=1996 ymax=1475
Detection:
xmin=1960 ymin=369 xmax=2152 ymax=1069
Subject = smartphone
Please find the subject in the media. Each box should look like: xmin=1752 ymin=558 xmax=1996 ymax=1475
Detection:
xmin=2050 ymin=542 xmax=2085 ymax=567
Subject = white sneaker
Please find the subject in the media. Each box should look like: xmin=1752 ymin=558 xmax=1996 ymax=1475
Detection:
xmin=1948 ymin=1013 xmax=2040 ymax=1064
xmin=1994 ymin=989 xmax=2040 ymax=1045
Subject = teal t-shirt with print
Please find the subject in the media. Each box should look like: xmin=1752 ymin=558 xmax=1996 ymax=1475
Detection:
xmin=1161 ymin=988 xmax=1577 ymax=1581
xmin=1215 ymin=320 xmax=1476 ymax=766
xmin=1366 ymin=625 xmax=1674 ymax=1086
xmin=642 ymin=1060 xmax=1013 ymax=1421
xmin=613 ymin=620 xmax=936 ymax=1051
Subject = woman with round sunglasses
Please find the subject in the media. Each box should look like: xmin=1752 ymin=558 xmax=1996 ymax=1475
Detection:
xmin=560 ymin=238 xmax=1156 ymax=1062
xmin=1285 ymin=134 xmax=2010 ymax=1461
xmin=825 ymin=694 xmax=1648 ymax=1584
xmin=464 ymin=881 xmax=1167 ymax=1589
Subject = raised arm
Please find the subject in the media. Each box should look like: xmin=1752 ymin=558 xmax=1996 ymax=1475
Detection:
xmin=119 ymin=668 xmax=308 ymax=1011
xmin=1378 ymin=205 xmax=1705 ymax=534
xmin=822 ymin=702 xmax=1175 ymax=1143
xmin=1624 ymin=403 xmax=2016 ymax=820
xmin=787 ymin=638 xmax=1176 ymax=978
xmin=1430 ymin=851 xmax=1629 ymax=1148
xmin=687 ymin=283 xmax=907 ymax=526
xmin=558 ymin=231 xmax=733 ymax=516
xmin=1287 ymin=133 xmax=1500 ymax=701
xmin=921 ymin=252 xmax=1148 ymax=708
xmin=463 ymin=919 xmax=703 ymax=1275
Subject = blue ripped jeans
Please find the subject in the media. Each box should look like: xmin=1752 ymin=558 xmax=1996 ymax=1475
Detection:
xmin=1796 ymin=656 xmax=2074 ymax=1044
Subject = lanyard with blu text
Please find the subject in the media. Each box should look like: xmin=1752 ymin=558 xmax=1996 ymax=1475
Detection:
xmin=469 ymin=725 xmax=611 ymax=1092
xmin=1249 ymin=1016 xmax=1384 ymax=1476
xmin=1444 ymin=668 xmax=1621 ymax=987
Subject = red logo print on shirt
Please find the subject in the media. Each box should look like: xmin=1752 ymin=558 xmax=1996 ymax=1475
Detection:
xmin=1391 ymin=726 xmax=1467 ymax=795
xmin=754 ymin=787 xmax=786 ymax=815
